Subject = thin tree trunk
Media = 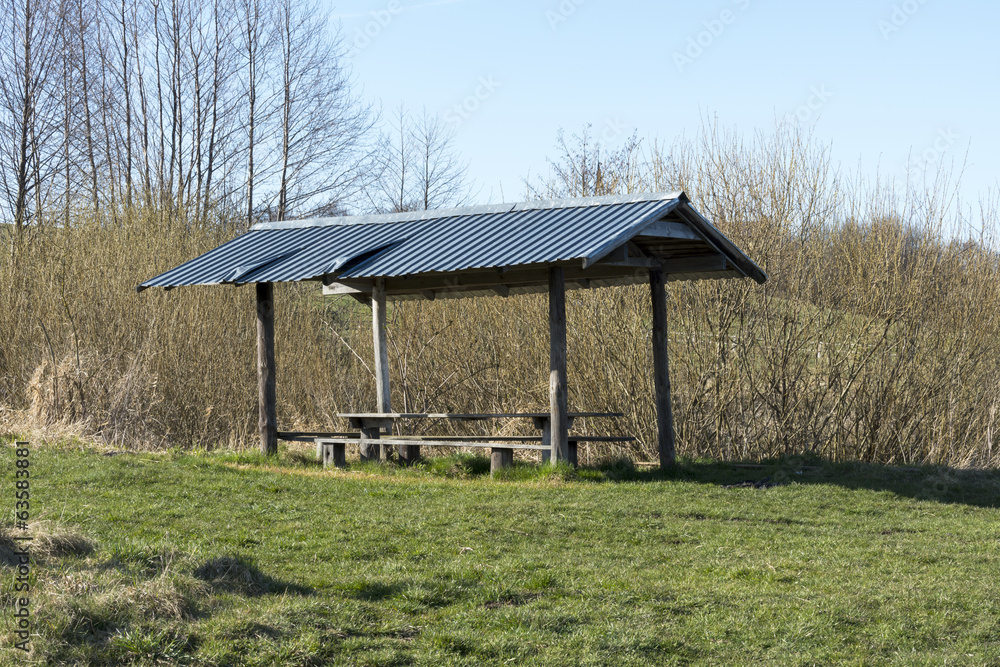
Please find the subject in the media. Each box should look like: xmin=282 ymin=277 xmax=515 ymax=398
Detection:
xmin=62 ymin=17 xmax=70 ymax=228
xmin=244 ymin=2 xmax=257 ymax=230
xmin=97 ymin=22 xmax=119 ymax=223
xmin=201 ymin=0 xmax=223 ymax=225
xmin=119 ymin=0 xmax=133 ymax=208
xmin=134 ymin=10 xmax=152 ymax=204
xmin=153 ymin=0 xmax=166 ymax=203
xmin=166 ymin=0 xmax=179 ymax=205
xmin=191 ymin=24 xmax=204 ymax=223
xmin=13 ymin=0 xmax=34 ymax=232
xmin=76 ymin=0 xmax=100 ymax=213
xmin=277 ymin=4 xmax=289 ymax=222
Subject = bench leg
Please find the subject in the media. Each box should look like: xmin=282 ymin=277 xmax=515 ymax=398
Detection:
xmin=398 ymin=444 xmax=421 ymax=466
xmin=316 ymin=439 xmax=324 ymax=461
xmin=491 ymin=447 xmax=514 ymax=476
xmin=321 ymin=443 xmax=346 ymax=469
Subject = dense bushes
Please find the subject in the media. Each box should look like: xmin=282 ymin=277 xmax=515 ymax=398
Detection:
xmin=7 ymin=125 xmax=1000 ymax=466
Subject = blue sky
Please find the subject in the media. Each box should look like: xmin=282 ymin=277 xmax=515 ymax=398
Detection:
xmin=331 ymin=0 xmax=998 ymax=209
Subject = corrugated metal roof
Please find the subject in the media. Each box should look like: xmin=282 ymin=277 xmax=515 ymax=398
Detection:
xmin=138 ymin=191 xmax=766 ymax=292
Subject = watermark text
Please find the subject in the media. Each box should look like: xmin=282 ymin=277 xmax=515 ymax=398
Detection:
xmin=444 ymin=76 xmax=502 ymax=127
xmin=673 ymin=0 xmax=752 ymax=73
xmin=12 ymin=442 xmax=32 ymax=653
xmin=878 ymin=0 xmax=930 ymax=40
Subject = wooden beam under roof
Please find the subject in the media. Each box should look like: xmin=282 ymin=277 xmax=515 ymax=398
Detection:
xmin=321 ymin=254 xmax=728 ymax=299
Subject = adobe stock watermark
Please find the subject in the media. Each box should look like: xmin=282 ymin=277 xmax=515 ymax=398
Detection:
xmin=904 ymin=126 xmax=960 ymax=178
xmin=920 ymin=468 xmax=955 ymax=502
xmin=878 ymin=0 xmax=930 ymax=40
xmin=12 ymin=442 xmax=32 ymax=653
xmin=546 ymin=0 xmax=587 ymax=31
xmin=601 ymin=116 xmax=629 ymax=143
xmin=444 ymin=76 xmax=502 ymax=127
xmin=771 ymin=454 xmax=807 ymax=485
xmin=673 ymin=0 xmax=752 ymax=74
xmin=784 ymin=85 xmax=834 ymax=124
xmin=349 ymin=0 xmax=403 ymax=58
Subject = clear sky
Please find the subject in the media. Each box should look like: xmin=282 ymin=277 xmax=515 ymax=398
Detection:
xmin=331 ymin=0 xmax=999 ymax=210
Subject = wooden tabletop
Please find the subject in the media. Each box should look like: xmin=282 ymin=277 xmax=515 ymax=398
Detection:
xmin=336 ymin=412 xmax=623 ymax=420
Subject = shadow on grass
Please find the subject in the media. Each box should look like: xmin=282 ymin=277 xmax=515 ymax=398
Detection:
xmin=405 ymin=452 xmax=1000 ymax=509
xmin=341 ymin=577 xmax=483 ymax=609
xmin=660 ymin=455 xmax=1000 ymax=509
xmin=194 ymin=554 xmax=312 ymax=596
xmin=344 ymin=581 xmax=406 ymax=602
xmin=240 ymin=447 xmax=1000 ymax=509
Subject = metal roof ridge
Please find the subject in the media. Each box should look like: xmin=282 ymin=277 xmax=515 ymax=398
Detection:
xmin=250 ymin=191 xmax=688 ymax=231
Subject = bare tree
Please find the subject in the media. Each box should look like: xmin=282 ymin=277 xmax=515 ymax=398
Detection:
xmin=95 ymin=7 xmax=120 ymax=220
xmin=198 ymin=0 xmax=238 ymax=222
xmin=238 ymin=0 xmax=273 ymax=228
xmin=0 ymin=0 xmax=62 ymax=232
xmin=0 ymin=0 xmax=387 ymax=232
xmin=132 ymin=0 xmax=153 ymax=202
xmin=59 ymin=0 xmax=73 ymax=226
xmin=269 ymin=0 xmax=375 ymax=221
xmin=117 ymin=0 xmax=136 ymax=207
xmin=73 ymin=0 xmax=102 ymax=213
xmin=276 ymin=1 xmax=372 ymax=220
xmin=412 ymin=109 xmax=470 ymax=211
xmin=528 ymin=125 xmax=646 ymax=200
xmin=365 ymin=104 xmax=470 ymax=214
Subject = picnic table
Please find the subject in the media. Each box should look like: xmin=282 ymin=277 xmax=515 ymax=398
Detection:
xmin=314 ymin=411 xmax=631 ymax=473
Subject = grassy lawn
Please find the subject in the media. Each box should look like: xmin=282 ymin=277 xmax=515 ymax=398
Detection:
xmin=1 ymin=440 xmax=999 ymax=665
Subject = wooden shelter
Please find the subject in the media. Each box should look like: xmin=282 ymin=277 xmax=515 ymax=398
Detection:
xmin=139 ymin=192 xmax=767 ymax=467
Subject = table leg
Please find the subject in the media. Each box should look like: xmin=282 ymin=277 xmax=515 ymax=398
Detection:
xmin=398 ymin=444 xmax=420 ymax=466
xmin=535 ymin=416 xmax=575 ymax=465
xmin=542 ymin=421 xmax=552 ymax=463
xmin=360 ymin=426 xmax=380 ymax=461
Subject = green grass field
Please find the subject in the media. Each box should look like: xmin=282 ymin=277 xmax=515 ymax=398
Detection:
xmin=2 ymin=441 xmax=999 ymax=665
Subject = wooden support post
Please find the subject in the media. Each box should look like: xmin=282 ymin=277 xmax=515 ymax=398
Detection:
xmin=650 ymin=267 xmax=676 ymax=468
xmin=490 ymin=447 xmax=514 ymax=476
xmin=567 ymin=439 xmax=579 ymax=468
xmin=549 ymin=266 xmax=569 ymax=463
xmin=256 ymin=282 xmax=277 ymax=455
xmin=371 ymin=277 xmax=396 ymax=462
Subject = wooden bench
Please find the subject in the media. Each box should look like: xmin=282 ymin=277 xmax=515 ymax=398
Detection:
xmin=315 ymin=435 xmax=635 ymax=473
xmin=277 ymin=431 xmax=360 ymax=462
